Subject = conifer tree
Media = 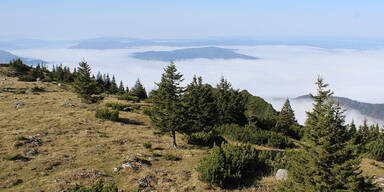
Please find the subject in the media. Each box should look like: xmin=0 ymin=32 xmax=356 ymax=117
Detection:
xmin=214 ymin=76 xmax=247 ymax=126
xmin=109 ymin=75 xmax=119 ymax=94
xmin=273 ymin=98 xmax=302 ymax=139
xmin=131 ymin=78 xmax=147 ymax=100
xmin=118 ymin=80 xmax=125 ymax=94
xmin=280 ymin=78 xmax=377 ymax=192
xmin=182 ymin=76 xmax=217 ymax=133
xmin=73 ymin=61 xmax=97 ymax=101
xmin=125 ymin=86 xmax=129 ymax=94
xmin=146 ymin=61 xmax=185 ymax=147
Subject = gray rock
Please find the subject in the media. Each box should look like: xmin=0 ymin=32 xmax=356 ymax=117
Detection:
xmin=13 ymin=102 xmax=22 ymax=109
xmin=62 ymin=100 xmax=75 ymax=107
xmin=36 ymin=78 xmax=41 ymax=81
xmin=122 ymin=162 xmax=132 ymax=168
xmin=58 ymin=83 xmax=62 ymax=87
xmin=2 ymin=78 xmax=6 ymax=81
xmin=113 ymin=167 xmax=120 ymax=172
xmin=275 ymin=169 xmax=288 ymax=180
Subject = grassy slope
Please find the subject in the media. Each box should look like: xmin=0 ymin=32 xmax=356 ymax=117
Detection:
xmin=0 ymin=73 xmax=382 ymax=191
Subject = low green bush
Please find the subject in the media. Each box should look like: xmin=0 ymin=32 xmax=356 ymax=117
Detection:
xmin=197 ymin=143 xmax=268 ymax=189
xmin=117 ymin=94 xmax=140 ymax=102
xmin=95 ymin=108 xmax=119 ymax=121
xmin=105 ymin=102 xmax=124 ymax=111
xmin=163 ymin=153 xmax=181 ymax=161
xmin=216 ymin=124 xmax=294 ymax=149
xmin=72 ymin=180 xmax=118 ymax=192
xmin=18 ymin=75 xmax=36 ymax=82
xmin=185 ymin=131 xmax=226 ymax=147
xmin=143 ymin=142 xmax=152 ymax=149
xmin=14 ymin=89 xmax=26 ymax=94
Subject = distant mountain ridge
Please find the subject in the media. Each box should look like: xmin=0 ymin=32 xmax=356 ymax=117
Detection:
xmin=132 ymin=47 xmax=258 ymax=61
xmin=295 ymin=95 xmax=384 ymax=121
xmin=0 ymin=50 xmax=47 ymax=66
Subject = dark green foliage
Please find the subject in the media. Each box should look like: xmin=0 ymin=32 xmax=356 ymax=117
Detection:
xmin=273 ymin=99 xmax=303 ymax=140
xmin=72 ymin=180 xmax=118 ymax=192
xmin=118 ymin=80 xmax=125 ymax=94
xmin=50 ymin=64 xmax=76 ymax=83
xmin=182 ymin=76 xmax=217 ymax=133
xmin=105 ymin=103 xmax=124 ymax=111
xmin=366 ymin=136 xmax=384 ymax=161
xmin=217 ymin=124 xmax=294 ymax=149
xmin=145 ymin=61 xmax=185 ymax=147
xmin=185 ymin=130 xmax=226 ymax=147
xmin=108 ymin=75 xmax=119 ymax=94
xmin=130 ymin=78 xmax=147 ymax=100
xmin=142 ymin=142 xmax=152 ymax=149
xmin=9 ymin=59 xmax=31 ymax=75
xmin=18 ymin=75 xmax=36 ymax=82
xmin=95 ymin=108 xmax=119 ymax=121
xmin=197 ymin=143 xmax=267 ymax=189
xmin=117 ymin=94 xmax=140 ymax=102
xmin=243 ymin=91 xmax=278 ymax=130
xmin=73 ymin=61 xmax=98 ymax=101
xmin=214 ymin=77 xmax=247 ymax=126
xmin=163 ymin=153 xmax=181 ymax=161
xmin=280 ymin=78 xmax=378 ymax=192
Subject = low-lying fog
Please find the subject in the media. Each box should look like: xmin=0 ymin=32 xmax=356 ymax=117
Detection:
xmin=9 ymin=45 xmax=384 ymax=125
xmin=266 ymin=98 xmax=384 ymax=126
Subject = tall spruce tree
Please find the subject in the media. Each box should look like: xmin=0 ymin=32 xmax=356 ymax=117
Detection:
xmin=147 ymin=62 xmax=185 ymax=147
xmin=280 ymin=78 xmax=377 ymax=192
xmin=131 ymin=78 xmax=148 ymax=100
xmin=73 ymin=61 xmax=97 ymax=101
xmin=273 ymin=98 xmax=302 ymax=139
xmin=182 ymin=76 xmax=217 ymax=133
xmin=109 ymin=75 xmax=119 ymax=94
xmin=214 ymin=76 xmax=247 ymax=126
xmin=118 ymin=80 xmax=125 ymax=94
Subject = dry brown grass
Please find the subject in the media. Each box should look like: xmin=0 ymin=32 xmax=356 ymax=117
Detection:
xmin=0 ymin=73 xmax=382 ymax=192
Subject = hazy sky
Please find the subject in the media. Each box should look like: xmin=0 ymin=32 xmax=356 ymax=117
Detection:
xmin=1 ymin=0 xmax=384 ymax=40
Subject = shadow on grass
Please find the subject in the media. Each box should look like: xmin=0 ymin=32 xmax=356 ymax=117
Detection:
xmin=118 ymin=118 xmax=144 ymax=125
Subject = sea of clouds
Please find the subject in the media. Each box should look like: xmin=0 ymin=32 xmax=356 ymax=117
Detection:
xmin=9 ymin=45 xmax=384 ymax=125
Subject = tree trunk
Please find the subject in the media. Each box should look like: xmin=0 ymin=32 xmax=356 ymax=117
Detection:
xmin=171 ymin=130 xmax=177 ymax=148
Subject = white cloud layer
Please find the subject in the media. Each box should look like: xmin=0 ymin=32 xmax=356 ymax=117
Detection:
xmin=266 ymin=98 xmax=384 ymax=127
xmin=9 ymin=45 xmax=384 ymax=105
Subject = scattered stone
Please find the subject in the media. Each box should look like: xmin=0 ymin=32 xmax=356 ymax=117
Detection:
xmin=113 ymin=167 xmax=120 ymax=172
xmin=62 ymin=100 xmax=75 ymax=107
xmin=136 ymin=153 xmax=143 ymax=157
xmin=373 ymin=177 xmax=384 ymax=185
xmin=25 ymin=149 xmax=39 ymax=156
xmin=138 ymin=175 xmax=157 ymax=189
xmin=58 ymin=83 xmax=62 ymax=87
xmin=13 ymin=102 xmax=22 ymax=109
xmin=36 ymin=78 xmax=41 ymax=81
xmin=148 ymin=157 xmax=155 ymax=161
xmin=2 ymin=78 xmax=6 ymax=80
xmin=122 ymin=162 xmax=132 ymax=168
xmin=275 ymin=169 xmax=288 ymax=181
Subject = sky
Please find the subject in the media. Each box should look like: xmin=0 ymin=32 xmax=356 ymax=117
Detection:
xmin=1 ymin=0 xmax=384 ymax=40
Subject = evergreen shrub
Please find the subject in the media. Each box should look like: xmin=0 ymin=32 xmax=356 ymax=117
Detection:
xmin=185 ymin=131 xmax=226 ymax=147
xmin=197 ymin=143 xmax=267 ymax=189
xmin=95 ymin=108 xmax=119 ymax=121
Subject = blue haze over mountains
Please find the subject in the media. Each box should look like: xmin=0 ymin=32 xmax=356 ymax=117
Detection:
xmin=1 ymin=37 xmax=384 ymax=50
